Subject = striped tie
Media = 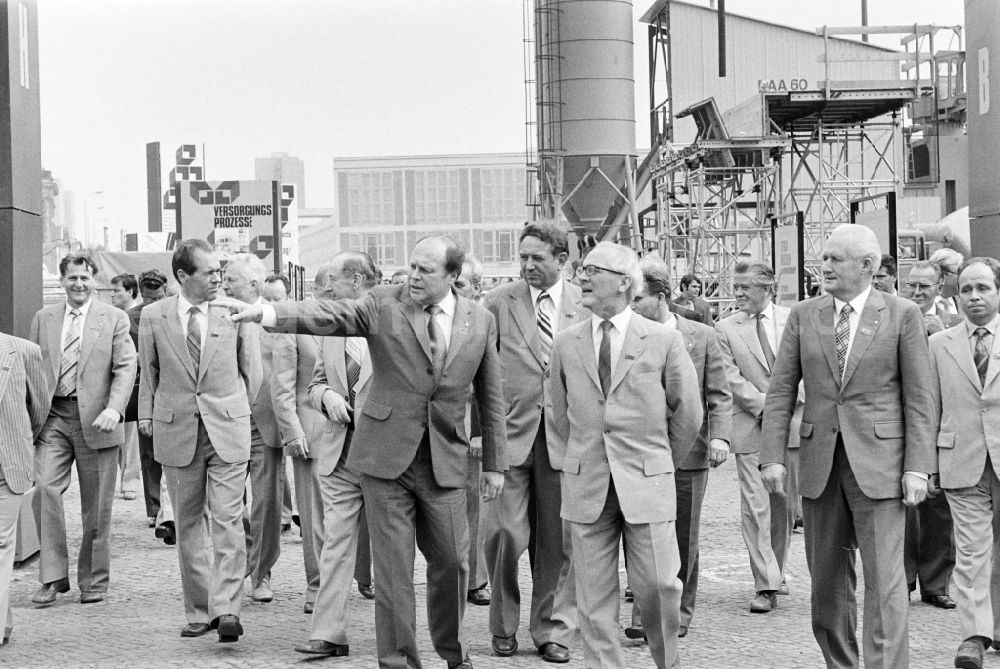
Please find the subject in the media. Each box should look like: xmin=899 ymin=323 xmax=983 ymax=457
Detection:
xmin=186 ymin=306 xmax=201 ymax=372
xmin=425 ymin=304 xmax=447 ymax=377
xmin=974 ymin=327 xmax=991 ymax=387
xmin=598 ymin=320 xmax=613 ymax=397
xmin=56 ymin=308 xmax=82 ymax=396
xmin=345 ymin=337 xmax=364 ymax=407
xmin=536 ymin=290 xmax=554 ymax=365
xmin=835 ymin=304 xmax=852 ymax=379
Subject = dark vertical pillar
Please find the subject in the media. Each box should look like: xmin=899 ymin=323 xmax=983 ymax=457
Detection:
xmin=146 ymin=142 xmax=162 ymax=232
xmin=968 ymin=0 xmax=1000 ymax=257
xmin=0 ymin=0 xmax=41 ymax=338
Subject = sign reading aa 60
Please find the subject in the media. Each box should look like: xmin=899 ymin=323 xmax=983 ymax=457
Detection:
xmin=758 ymin=78 xmax=810 ymax=93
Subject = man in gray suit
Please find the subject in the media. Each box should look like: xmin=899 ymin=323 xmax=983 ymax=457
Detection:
xmin=216 ymin=235 xmax=508 ymax=669
xmin=930 ymin=257 xmax=1000 ymax=669
xmin=222 ymin=254 xmax=286 ymax=603
xmin=30 ymin=252 xmax=137 ymax=606
xmin=294 ymin=251 xmax=380 ymax=656
xmin=138 ymin=239 xmax=261 ymax=642
xmin=629 ymin=257 xmax=731 ymax=637
xmin=0 ymin=332 xmax=50 ymax=642
xmin=716 ymin=262 xmax=802 ymax=612
xmin=482 ymin=221 xmax=585 ymax=662
xmin=549 ymin=242 xmax=702 ymax=669
xmin=762 ymin=224 xmax=935 ymax=668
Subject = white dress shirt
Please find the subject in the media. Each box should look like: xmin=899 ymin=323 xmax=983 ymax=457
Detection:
xmin=590 ymin=307 xmax=632 ymax=377
xmin=757 ymin=301 xmax=778 ymax=353
xmin=61 ymin=298 xmax=93 ymax=345
xmin=832 ymin=285 xmax=872 ymax=364
xmin=427 ymin=290 xmax=456 ymax=349
xmin=966 ymin=314 xmax=1000 ymax=359
xmin=177 ymin=293 xmax=208 ymax=349
xmin=529 ymin=279 xmax=563 ymax=322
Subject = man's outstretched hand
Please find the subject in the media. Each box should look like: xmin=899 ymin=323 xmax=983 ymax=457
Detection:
xmin=211 ymin=297 xmax=263 ymax=324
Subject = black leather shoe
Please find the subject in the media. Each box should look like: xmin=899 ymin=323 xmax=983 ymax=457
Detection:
xmin=447 ymin=657 xmax=473 ymax=669
xmin=491 ymin=634 xmax=517 ymax=656
xmin=180 ymin=623 xmax=211 ymax=638
xmin=467 ymin=586 xmax=491 ymax=606
xmin=31 ymin=578 xmax=70 ymax=605
xmin=357 ymin=582 xmax=374 ymax=600
xmin=303 ymin=601 xmax=314 ymax=614
xmin=537 ymin=642 xmax=570 ymax=663
xmin=79 ymin=591 xmax=104 ymax=604
xmin=749 ymin=590 xmax=778 ymax=613
xmin=295 ymin=639 xmax=349 ymax=656
xmin=155 ymin=521 xmax=176 ymax=546
xmin=922 ymin=594 xmax=957 ymax=609
xmin=678 ymin=625 xmax=688 ymax=638
xmin=956 ymin=636 xmax=985 ymax=669
xmin=211 ymin=614 xmax=243 ymax=643
xmin=624 ymin=625 xmax=646 ymax=640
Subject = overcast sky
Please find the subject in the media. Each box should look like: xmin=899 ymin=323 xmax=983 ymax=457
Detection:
xmin=37 ymin=0 xmax=965 ymax=236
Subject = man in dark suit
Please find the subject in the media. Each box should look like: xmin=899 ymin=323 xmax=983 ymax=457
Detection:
xmin=139 ymin=239 xmax=261 ymax=643
xmin=901 ymin=259 xmax=958 ymax=609
xmin=125 ymin=270 xmax=172 ymax=542
xmin=29 ymin=252 xmax=137 ymax=606
xmin=761 ymin=224 xmax=935 ymax=668
xmin=215 ymin=235 xmax=508 ymax=669
xmin=0 ymin=332 xmax=50 ymax=642
xmin=549 ymin=242 xmax=702 ymax=669
xmin=629 ymin=257 xmax=732 ymax=637
xmin=481 ymin=222 xmax=586 ymax=663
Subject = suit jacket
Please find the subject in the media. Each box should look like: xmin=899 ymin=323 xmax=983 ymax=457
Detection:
xmin=30 ymin=300 xmax=137 ymax=449
xmin=124 ymin=301 xmax=150 ymax=422
xmin=0 ymin=334 xmax=50 ymax=493
xmin=306 ymin=335 xmax=373 ymax=476
xmin=716 ymin=305 xmax=803 ymax=455
xmin=761 ymin=290 xmax=936 ymax=500
xmin=674 ymin=317 xmax=732 ymax=469
xmin=271 ymin=333 xmax=326 ymax=453
xmin=482 ymin=278 xmax=588 ymax=468
xmin=138 ymin=296 xmax=262 ymax=466
xmin=548 ymin=313 xmax=703 ymax=525
xmin=269 ymin=284 xmax=508 ymax=488
xmin=930 ymin=323 xmax=999 ymax=489
xmin=250 ymin=327 xmax=288 ymax=448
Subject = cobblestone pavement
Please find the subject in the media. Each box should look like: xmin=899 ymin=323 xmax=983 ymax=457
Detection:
xmin=1 ymin=457 xmax=975 ymax=668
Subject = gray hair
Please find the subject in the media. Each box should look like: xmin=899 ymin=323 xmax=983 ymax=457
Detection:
xmin=929 ymin=247 xmax=964 ymax=275
xmin=225 ymin=253 xmax=268 ymax=284
xmin=461 ymin=255 xmax=484 ymax=283
xmin=827 ymin=224 xmax=880 ymax=269
xmin=592 ymin=242 xmax=643 ymax=299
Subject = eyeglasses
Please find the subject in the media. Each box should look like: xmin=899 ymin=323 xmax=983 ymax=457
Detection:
xmin=904 ymin=281 xmax=938 ymax=291
xmin=576 ymin=264 xmax=626 ymax=277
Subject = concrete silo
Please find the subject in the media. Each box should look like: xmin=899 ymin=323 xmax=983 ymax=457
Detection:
xmin=535 ymin=0 xmax=638 ymax=239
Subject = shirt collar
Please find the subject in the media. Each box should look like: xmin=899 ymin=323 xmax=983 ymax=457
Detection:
xmin=64 ymin=298 xmax=92 ymax=318
xmin=428 ymin=289 xmax=457 ymax=318
xmin=591 ymin=306 xmax=632 ymax=336
xmin=833 ymin=286 xmax=872 ymax=317
xmin=966 ymin=314 xmax=1000 ymax=339
xmin=759 ymin=301 xmax=775 ymax=320
xmin=177 ymin=293 xmax=204 ymax=316
xmin=661 ymin=309 xmax=677 ymax=330
xmin=529 ymin=278 xmax=563 ymax=309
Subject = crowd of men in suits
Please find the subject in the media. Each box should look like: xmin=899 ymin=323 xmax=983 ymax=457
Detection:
xmin=1 ymin=219 xmax=999 ymax=668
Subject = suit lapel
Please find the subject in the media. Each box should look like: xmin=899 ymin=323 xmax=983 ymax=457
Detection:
xmin=840 ymin=291 xmax=885 ymax=388
xmin=358 ymin=340 xmax=373 ymax=391
xmin=400 ymin=294 xmax=434 ymax=365
xmin=0 ymin=338 xmax=13 ymax=406
xmin=444 ymin=296 xmax=473 ymax=371
xmin=944 ymin=326 xmax=982 ymax=391
xmin=78 ymin=302 xmax=103 ymax=371
xmin=811 ymin=295 xmax=841 ymax=384
xmin=558 ymin=279 xmax=585 ymax=330
xmin=198 ymin=307 xmax=228 ymax=383
xmin=509 ymin=283 xmax=545 ymax=367
xmin=574 ymin=323 xmax=602 ymax=394
xmin=607 ymin=317 xmax=645 ymax=396
xmin=735 ymin=311 xmax=770 ymax=370
xmin=46 ymin=307 xmax=62 ymax=382
xmin=161 ymin=297 xmax=196 ymax=382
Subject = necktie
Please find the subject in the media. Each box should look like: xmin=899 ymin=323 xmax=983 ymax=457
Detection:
xmin=186 ymin=305 xmax=201 ymax=372
xmin=56 ymin=308 xmax=82 ymax=396
xmin=756 ymin=312 xmax=775 ymax=370
xmin=974 ymin=326 xmax=991 ymax=387
xmin=835 ymin=304 xmax=853 ymax=379
xmin=345 ymin=337 xmax=363 ymax=407
xmin=536 ymin=290 xmax=554 ymax=365
xmin=598 ymin=320 xmax=613 ymax=397
xmin=426 ymin=304 xmax=447 ymax=377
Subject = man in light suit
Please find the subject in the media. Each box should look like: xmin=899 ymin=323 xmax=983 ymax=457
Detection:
xmin=221 ymin=254 xmax=287 ymax=603
xmin=138 ymin=239 xmax=261 ymax=643
xmin=628 ymin=257 xmax=731 ymax=638
xmin=549 ymin=242 xmax=702 ymax=669
xmin=930 ymin=257 xmax=1000 ymax=669
xmin=30 ymin=253 xmax=137 ymax=606
xmin=216 ymin=235 xmax=508 ymax=669
xmin=901 ymin=259 xmax=958 ymax=609
xmin=761 ymin=224 xmax=935 ymax=669
xmin=482 ymin=221 xmax=585 ymax=662
xmin=294 ymin=251 xmax=379 ymax=657
xmin=716 ymin=262 xmax=802 ymax=612
xmin=0 ymin=332 xmax=50 ymax=642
